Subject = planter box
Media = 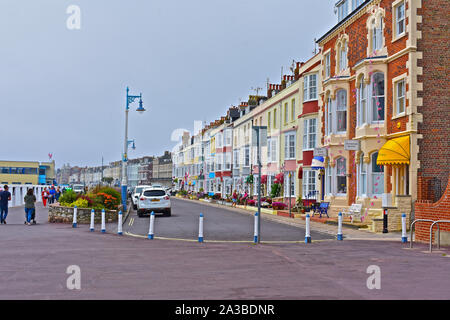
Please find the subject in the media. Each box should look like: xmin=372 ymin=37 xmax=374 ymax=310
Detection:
xmin=48 ymin=205 xmax=119 ymax=224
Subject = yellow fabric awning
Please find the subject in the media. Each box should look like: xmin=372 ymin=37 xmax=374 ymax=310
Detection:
xmin=377 ymin=136 xmax=410 ymax=165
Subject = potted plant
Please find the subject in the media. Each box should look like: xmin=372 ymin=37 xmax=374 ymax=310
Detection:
xmin=295 ymin=196 xmax=305 ymax=214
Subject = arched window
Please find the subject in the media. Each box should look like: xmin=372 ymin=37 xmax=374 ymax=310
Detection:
xmin=336 ymin=157 xmax=347 ymax=195
xmin=336 ymin=90 xmax=347 ymax=133
xmin=371 ymin=72 xmax=385 ymax=122
xmin=371 ymin=152 xmax=384 ymax=195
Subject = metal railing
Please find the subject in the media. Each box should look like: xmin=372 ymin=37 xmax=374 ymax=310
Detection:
xmin=409 ymin=219 xmax=434 ymax=248
xmin=429 ymin=220 xmax=450 ymax=252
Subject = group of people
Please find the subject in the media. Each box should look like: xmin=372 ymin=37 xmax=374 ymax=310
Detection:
xmin=231 ymin=190 xmax=249 ymax=208
xmin=41 ymin=186 xmax=61 ymax=207
xmin=0 ymin=185 xmax=52 ymax=226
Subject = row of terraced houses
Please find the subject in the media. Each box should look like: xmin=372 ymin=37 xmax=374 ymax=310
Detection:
xmin=172 ymin=0 xmax=449 ymax=237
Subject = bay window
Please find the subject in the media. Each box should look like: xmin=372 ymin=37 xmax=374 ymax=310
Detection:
xmin=372 ymin=72 xmax=385 ymax=122
xmin=371 ymin=152 xmax=384 ymax=196
xmin=357 ymin=80 xmax=367 ymax=126
xmin=358 ymin=153 xmax=367 ymax=196
xmin=336 ymin=90 xmax=347 ymax=133
xmin=326 ymin=97 xmax=332 ymax=135
xmin=325 ymin=165 xmax=332 ymax=195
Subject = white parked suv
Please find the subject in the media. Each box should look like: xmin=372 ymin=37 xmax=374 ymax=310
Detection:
xmin=137 ymin=187 xmax=171 ymax=217
xmin=131 ymin=185 xmax=151 ymax=210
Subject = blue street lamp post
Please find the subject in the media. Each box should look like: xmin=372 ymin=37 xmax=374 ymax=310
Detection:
xmin=122 ymin=87 xmax=145 ymax=211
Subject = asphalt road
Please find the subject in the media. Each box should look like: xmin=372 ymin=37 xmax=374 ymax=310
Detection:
xmin=123 ymin=197 xmax=334 ymax=242
xmin=0 ymin=203 xmax=449 ymax=299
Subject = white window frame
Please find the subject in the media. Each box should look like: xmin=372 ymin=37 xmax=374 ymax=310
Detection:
xmin=303 ymin=118 xmax=317 ymax=151
xmin=370 ymin=72 xmax=385 ymax=123
xmin=303 ymin=73 xmax=318 ymax=102
xmin=233 ymin=149 xmax=240 ymax=168
xmin=302 ymin=169 xmax=317 ymax=199
xmin=336 ymin=90 xmax=347 ymax=133
xmin=394 ymin=1 xmax=405 ymax=39
xmin=357 ymin=80 xmax=368 ymax=127
xmin=325 ymin=53 xmax=331 ymax=79
xmin=284 ymin=132 xmax=296 ymax=160
xmin=284 ymin=172 xmax=295 ymax=197
xmin=244 ymin=147 xmax=250 ymax=167
xmin=370 ymin=152 xmax=384 ymax=196
xmin=336 ymin=157 xmax=347 ymax=196
xmin=326 ymin=97 xmax=333 ymax=136
xmin=358 ymin=154 xmax=367 ymax=197
xmin=395 ymin=79 xmax=406 ymax=116
xmin=325 ymin=165 xmax=333 ymax=195
xmin=339 ymin=42 xmax=348 ymax=71
xmin=372 ymin=17 xmax=384 ymax=52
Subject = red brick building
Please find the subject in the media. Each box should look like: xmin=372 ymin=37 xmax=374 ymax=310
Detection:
xmin=316 ymin=0 xmax=427 ymax=232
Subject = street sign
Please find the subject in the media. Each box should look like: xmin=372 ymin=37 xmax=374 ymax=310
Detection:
xmin=344 ymin=140 xmax=360 ymax=151
xmin=314 ymin=148 xmax=328 ymax=157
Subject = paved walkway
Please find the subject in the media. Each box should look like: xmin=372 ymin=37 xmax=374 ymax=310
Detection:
xmin=175 ymin=197 xmax=403 ymax=241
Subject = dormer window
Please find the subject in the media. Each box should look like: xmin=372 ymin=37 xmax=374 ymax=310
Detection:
xmin=337 ymin=0 xmax=349 ymax=22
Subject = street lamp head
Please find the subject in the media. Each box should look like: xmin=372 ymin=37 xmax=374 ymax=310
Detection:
xmin=136 ymin=98 xmax=146 ymax=113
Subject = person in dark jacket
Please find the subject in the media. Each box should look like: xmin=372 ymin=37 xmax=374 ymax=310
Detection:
xmin=24 ymin=189 xmax=36 ymax=226
xmin=0 ymin=185 xmax=11 ymax=224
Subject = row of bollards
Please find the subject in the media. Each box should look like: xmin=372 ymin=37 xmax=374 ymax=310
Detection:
xmin=72 ymin=207 xmax=409 ymax=244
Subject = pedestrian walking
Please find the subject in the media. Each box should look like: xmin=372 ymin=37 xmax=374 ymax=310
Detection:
xmin=55 ymin=187 xmax=61 ymax=203
xmin=232 ymin=190 xmax=238 ymax=207
xmin=0 ymin=185 xmax=11 ymax=224
xmin=42 ymin=187 xmax=49 ymax=207
xmin=49 ymin=186 xmax=56 ymax=204
xmin=24 ymin=189 xmax=36 ymax=226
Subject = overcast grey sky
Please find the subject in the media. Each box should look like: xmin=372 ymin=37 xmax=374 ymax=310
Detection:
xmin=0 ymin=0 xmax=337 ymax=168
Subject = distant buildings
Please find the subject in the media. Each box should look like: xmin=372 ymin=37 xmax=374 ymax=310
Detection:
xmin=57 ymin=152 xmax=172 ymax=189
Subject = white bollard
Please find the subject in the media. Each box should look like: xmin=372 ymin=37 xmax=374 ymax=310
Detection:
xmin=401 ymin=213 xmax=407 ymax=243
xmin=198 ymin=213 xmax=204 ymax=243
xmin=72 ymin=206 xmax=78 ymax=228
xmin=305 ymin=214 xmax=311 ymax=243
xmin=148 ymin=211 xmax=155 ymax=239
xmin=117 ymin=211 xmax=123 ymax=235
xmin=101 ymin=209 xmax=106 ymax=233
xmin=90 ymin=209 xmax=95 ymax=232
xmin=254 ymin=212 xmax=259 ymax=243
xmin=337 ymin=212 xmax=343 ymax=241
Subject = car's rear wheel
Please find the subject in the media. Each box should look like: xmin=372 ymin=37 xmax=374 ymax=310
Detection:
xmin=137 ymin=210 xmax=143 ymax=217
xmin=164 ymin=209 xmax=171 ymax=217
xmin=133 ymin=204 xmax=137 ymax=210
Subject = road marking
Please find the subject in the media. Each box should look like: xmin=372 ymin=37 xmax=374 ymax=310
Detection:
xmin=128 ymin=218 xmax=134 ymax=226
xmin=123 ymin=231 xmax=333 ymax=244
